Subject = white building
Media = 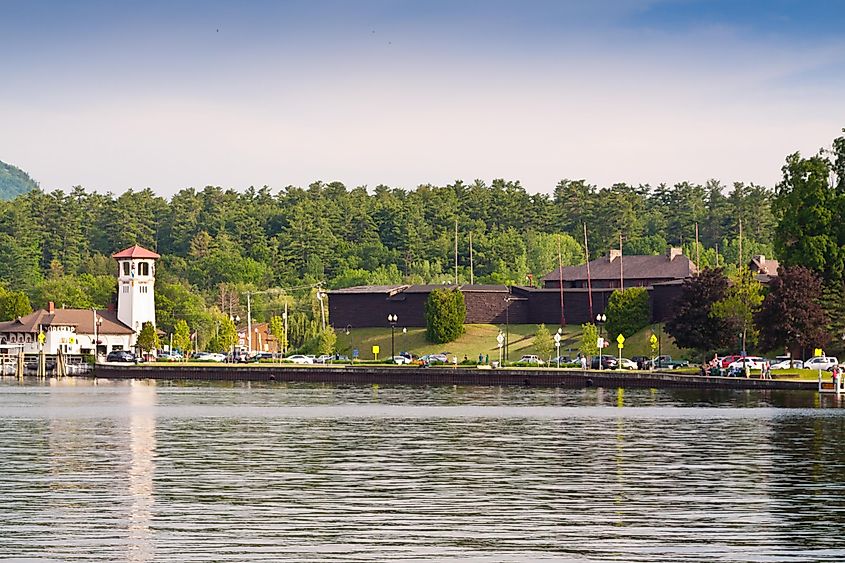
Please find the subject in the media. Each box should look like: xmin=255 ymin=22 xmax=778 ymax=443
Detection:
xmin=114 ymin=244 xmax=159 ymax=334
xmin=0 ymin=244 xmax=159 ymax=356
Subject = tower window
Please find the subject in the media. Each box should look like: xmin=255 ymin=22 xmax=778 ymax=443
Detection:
xmin=122 ymin=262 xmax=130 ymax=276
xmin=122 ymin=284 xmax=129 ymax=293
xmin=139 ymin=262 xmax=149 ymax=276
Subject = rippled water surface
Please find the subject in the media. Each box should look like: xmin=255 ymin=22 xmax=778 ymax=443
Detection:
xmin=2 ymin=378 xmax=845 ymax=562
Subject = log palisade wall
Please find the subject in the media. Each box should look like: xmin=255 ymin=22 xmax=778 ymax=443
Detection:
xmin=329 ymin=283 xmax=684 ymax=328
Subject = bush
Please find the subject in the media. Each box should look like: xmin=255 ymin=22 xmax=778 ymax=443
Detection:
xmin=425 ymin=288 xmax=466 ymax=344
xmin=605 ymin=288 xmax=650 ymax=339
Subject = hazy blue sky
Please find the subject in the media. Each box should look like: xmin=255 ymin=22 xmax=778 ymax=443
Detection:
xmin=2 ymin=0 xmax=844 ymax=195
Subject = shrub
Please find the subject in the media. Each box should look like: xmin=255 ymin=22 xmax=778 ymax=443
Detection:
xmin=605 ymin=287 xmax=650 ymax=339
xmin=425 ymin=288 xmax=466 ymax=344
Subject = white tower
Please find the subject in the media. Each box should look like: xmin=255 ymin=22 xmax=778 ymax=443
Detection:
xmin=113 ymin=245 xmax=160 ymax=338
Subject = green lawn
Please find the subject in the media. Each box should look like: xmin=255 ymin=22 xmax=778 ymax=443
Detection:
xmin=338 ymin=322 xmax=687 ymax=362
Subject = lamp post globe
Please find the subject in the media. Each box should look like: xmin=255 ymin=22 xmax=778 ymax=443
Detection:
xmin=596 ymin=314 xmax=606 ymax=370
xmin=387 ymin=314 xmax=398 ymax=362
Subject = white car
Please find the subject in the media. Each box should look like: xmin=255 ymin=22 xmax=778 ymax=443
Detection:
xmin=805 ymin=356 xmax=838 ymax=371
xmin=728 ymin=356 xmax=766 ymax=371
xmin=285 ymin=355 xmax=314 ymax=364
xmin=205 ymin=353 xmax=227 ymax=362
xmin=519 ymin=355 xmax=545 ymax=365
xmin=315 ymin=354 xmax=334 ymax=364
xmin=771 ymin=359 xmax=803 ymax=370
xmin=617 ymin=358 xmax=637 ymax=370
xmin=392 ymin=355 xmax=410 ymax=364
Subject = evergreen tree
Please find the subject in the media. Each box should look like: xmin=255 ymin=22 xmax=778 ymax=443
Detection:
xmin=605 ymin=288 xmax=651 ymax=339
xmin=425 ymin=288 xmax=466 ymax=344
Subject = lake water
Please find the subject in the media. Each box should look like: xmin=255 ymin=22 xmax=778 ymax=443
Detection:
xmin=1 ymin=378 xmax=845 ymax=562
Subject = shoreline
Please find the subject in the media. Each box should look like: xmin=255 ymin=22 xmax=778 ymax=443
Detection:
xmin=90 ymin=364 xmax=817 ymax=391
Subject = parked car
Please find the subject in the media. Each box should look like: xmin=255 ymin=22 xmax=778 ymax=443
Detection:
xmin=392 ymin=355 xmax=411 ymax=364
xmin=518 ymin=355 xmax=545 ymax=365
xmin=315 ymin=354 xmax=334 ymax=364
xmin=591 ymin=355 xmax=618 ymax=369
xmin=198 ymin=353 xmax=227 ymax=362
xmin=248 ymin=352 xmax=275 ymax=362
xmin=285 ymin=354 xmax=314 ymax=364
xmin=805 ymin=356 xmax=839 ymax=371
xmin=106 ymin=350 xmax=136 ymax=363
xmin=654 ymin=355 xmax=689 ymax=369
xmin=720 ymin=355 xmax=742 ymax=369
xmin=158 ymin=351 xmax=183 ymax=362
xmin=630 ymin=356 xmax=652 ymax=369
xmin=727 ymin=356 xmax=765 ymax=371
xmin=616 ymin=357 xmax=638 ymax=370
xmin=771 ymin=359 xmax=803 ymax=370
xmin=419 ymin=353 xmax=448 ymax=365
xmin=549 ymin=355 xmax=572 ymax=366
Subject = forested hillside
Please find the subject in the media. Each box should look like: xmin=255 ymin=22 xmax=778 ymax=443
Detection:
xmin=0 ymin=178 xmax=775 ymax=348
xmin=0 ymin=160 xmax=38 ymax=200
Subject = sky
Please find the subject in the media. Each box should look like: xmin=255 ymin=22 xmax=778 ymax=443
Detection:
xmin=2 ymin=0 xmax=845 ymax=196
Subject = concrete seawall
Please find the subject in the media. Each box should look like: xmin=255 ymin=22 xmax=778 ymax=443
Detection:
xmin=92 ymin=364 xmax=817 ymax=391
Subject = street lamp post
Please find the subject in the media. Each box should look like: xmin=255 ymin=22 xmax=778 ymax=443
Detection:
xmin=554 ymin=328 xmax=562 ymax=368
xmin=387 ymin=314 xmax=397 ymax=361
xmin=92 ymin=308 xmax=103 ymax=362
xmin=596 ymin=313 xmax=606 ymax=370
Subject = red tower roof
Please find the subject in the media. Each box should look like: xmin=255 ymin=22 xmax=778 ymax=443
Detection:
xmin=111 ymin=245 xmax=161 ymax=259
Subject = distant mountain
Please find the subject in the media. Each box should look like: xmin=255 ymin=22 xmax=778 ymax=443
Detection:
xmin=0 ymin=160 xmax=38 ymax=199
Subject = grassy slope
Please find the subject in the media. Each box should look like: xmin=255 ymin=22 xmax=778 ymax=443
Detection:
xmin=337 ymin=322 xmax=686 ymax=361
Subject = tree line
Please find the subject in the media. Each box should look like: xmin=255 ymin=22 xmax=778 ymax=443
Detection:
xmin=3 ymin=130 xmax=839 ymax=354
xmin=663 ymin=130 xmax=845 ymax=359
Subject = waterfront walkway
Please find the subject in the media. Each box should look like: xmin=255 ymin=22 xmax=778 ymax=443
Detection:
xmin=91 ymin=364 xmax=815 ymax=391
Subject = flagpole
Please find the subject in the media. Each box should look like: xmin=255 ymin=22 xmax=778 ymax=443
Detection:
xmin=558 ymin=234 xmax=565 ymax=326
xmin=584 ymin=223 xmax=593 ymax=320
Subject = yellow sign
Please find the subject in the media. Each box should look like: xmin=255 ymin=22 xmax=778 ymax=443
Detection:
xmin=372 ymin=345 xmax=380 ymax=359
xmin=814 ymin=348 xmax=823 ymax=358
xmin=38 ymin=331 xmax=45 ymax=344
xmin=649 ymin=334 xmax=658 ymax=345
xmin=616 ymin=334 xmax=625 ymax=345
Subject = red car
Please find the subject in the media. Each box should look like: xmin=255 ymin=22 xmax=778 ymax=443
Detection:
xmin=720 ymin=355 xmax=742 ymax=369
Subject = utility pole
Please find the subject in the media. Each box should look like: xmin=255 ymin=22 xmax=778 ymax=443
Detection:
xmin=454 ymin=219 xmax=458 ymax=284
xmin=247 ymin=292 xmax=252 ymax=355
xmin=557 ymin=234 xmax=565 ymax=326
xmin=695 ymin=223 xmax=700 ymax=273
xmin=738 ymin=217 xmax=743 ymax=269
xmin=619 ymin=233 xmax=624 ymax=291
xmin=584 ymin=223 xmax=593 ymax=320
xmin=283 ymin=301 xmax=288 ymax=356
xmin=469 ymin=231 xmax=474 ymax=285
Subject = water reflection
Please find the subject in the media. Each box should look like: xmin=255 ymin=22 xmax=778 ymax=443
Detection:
xmin=128 ymin=379 xmax=156 ymax=562
xmin=1 ymin=378 xmax=844 ymax=562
